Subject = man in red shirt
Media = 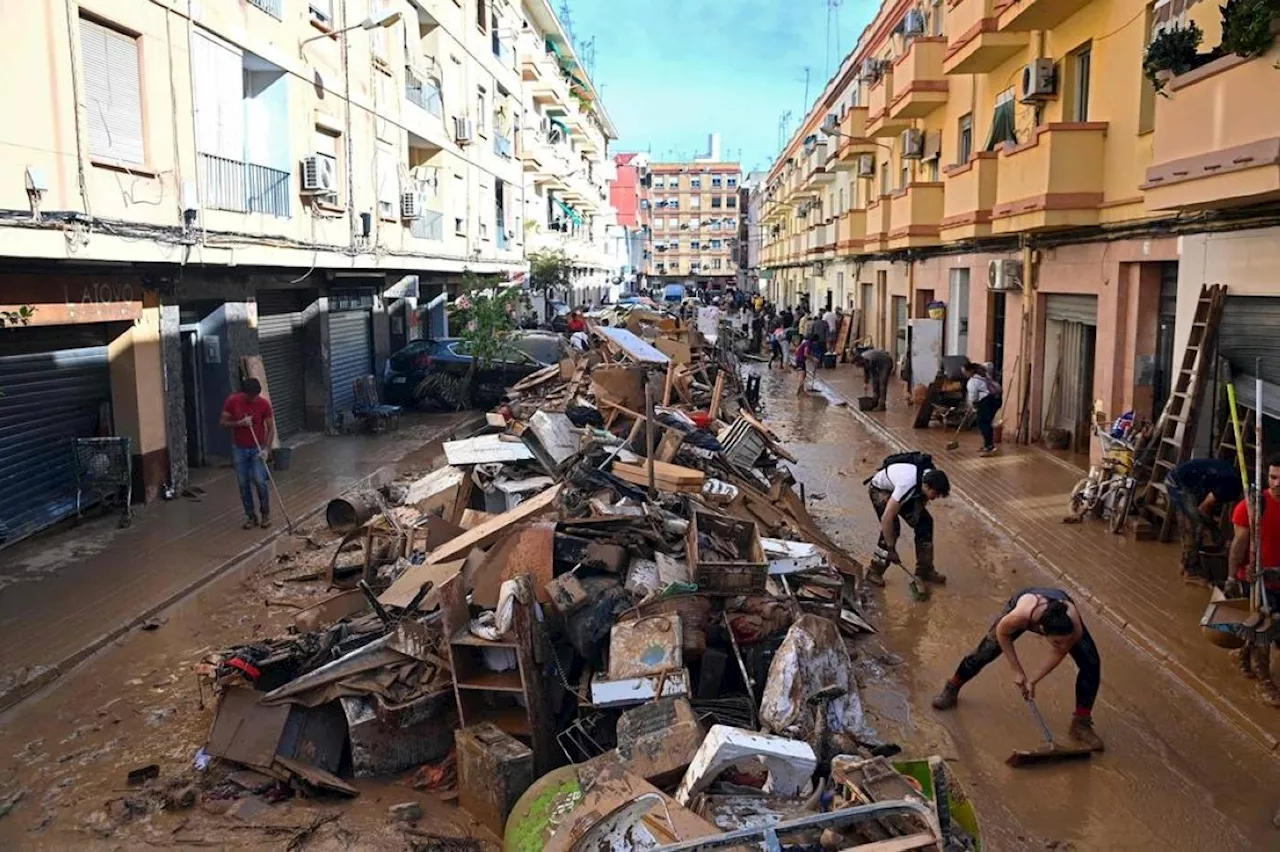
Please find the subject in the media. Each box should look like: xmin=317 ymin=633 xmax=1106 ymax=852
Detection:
xmin=219 ymin=378 xmax=276 ymax=529
xmin=1228 ymin=452 xmax=1280 ymax=707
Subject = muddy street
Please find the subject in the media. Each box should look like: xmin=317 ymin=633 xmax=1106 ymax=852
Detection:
xmin=752 ymin=365 xmax=1280 ymax=851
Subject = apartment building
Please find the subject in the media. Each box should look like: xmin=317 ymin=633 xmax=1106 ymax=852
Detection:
xmin=609 ymin=152 xmax=651 ymax=292
xmin=518 ymin=3 xmax=619 ymax=306
xmin=763 ymin=0 xmax=1280 ymax=456
xmin=737 ymin=171 xmax=767 ymax=293
xmin=0 ymin=0 xmax=616 ymax=544
xmin=641 ymin=161 xmax=742 ymax=291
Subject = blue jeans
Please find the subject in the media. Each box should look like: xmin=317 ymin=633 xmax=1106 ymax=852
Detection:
xmin=233 ymin=447 xmax=270 ymax=519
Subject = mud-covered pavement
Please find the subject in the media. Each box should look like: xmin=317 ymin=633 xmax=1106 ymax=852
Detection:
xmin=754 ymin=365 xmax=1280 ymax=850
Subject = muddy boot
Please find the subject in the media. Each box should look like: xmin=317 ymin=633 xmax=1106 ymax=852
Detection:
xmin=1232 ymin=644 xmax=1256 ymax=680
xmin=1068 ymin=715 xmax=1105 ymax=752
xmin=931 ymin=682 xmax=959 ymax=710
xmin=915 ymin=544 xmax=947 ymax=585
xmin=1252 ymin=643 xmax=1280 ymax=708
xmin=242 ymin=515 xmax=258 ymax=530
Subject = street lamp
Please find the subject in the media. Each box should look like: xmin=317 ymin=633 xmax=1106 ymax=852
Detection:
xmin=299 ymin=9 xmax=402 ymax=47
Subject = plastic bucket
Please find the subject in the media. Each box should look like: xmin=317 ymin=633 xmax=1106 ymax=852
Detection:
xmin=273 ymin=447 xmax=293 ymax=472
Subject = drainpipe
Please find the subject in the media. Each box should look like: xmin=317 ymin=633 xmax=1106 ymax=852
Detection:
xmin=340 ymin=2 xmax=356 ymax=252
xmin=1018 ymin=238 xmax=1035 ymax=444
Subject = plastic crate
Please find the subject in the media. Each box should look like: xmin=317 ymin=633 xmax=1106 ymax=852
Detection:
xmin=688 ymin=510 xmax=767 ymax=595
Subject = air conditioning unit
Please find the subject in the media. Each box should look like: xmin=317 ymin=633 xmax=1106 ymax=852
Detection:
xmin=454 ymin=116 xmax=475 ymax=144
xmin=301 ymin=154 xmax=337 ymax=192
xmin=857 ymin=153 xmax=876 ymax=178
xmin=822 ymin=113 xmax=840 ymax=135
xmin=901 ymin=128 xmax=925 ymax=159
xmin=988 ymin=259 xmax=1024 ymax=291
xmin=400 ymin=191 xmax=422 ymax=220
xmin=902 ymin=8 xmax=926 ymax=36
xmin=1020 ymin=58 xmax=1057 ymax=102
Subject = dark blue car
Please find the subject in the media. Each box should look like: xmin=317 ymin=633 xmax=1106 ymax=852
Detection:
xmin=383 ymin=333 xmax=567 ymax=409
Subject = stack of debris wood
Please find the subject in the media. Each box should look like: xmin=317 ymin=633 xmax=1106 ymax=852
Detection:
xmin=190 ymin=318 xmax=978 ymax=851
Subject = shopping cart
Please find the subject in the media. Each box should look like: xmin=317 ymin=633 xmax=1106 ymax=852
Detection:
xmin=73 ymin=437 xmax=133 ymax=527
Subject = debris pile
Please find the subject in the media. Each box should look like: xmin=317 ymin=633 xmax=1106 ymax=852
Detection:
xmin=187 ymin=317 xmax=980 ymax=849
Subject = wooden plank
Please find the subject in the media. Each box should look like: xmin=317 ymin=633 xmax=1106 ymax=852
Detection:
xmin=426 ymin=484 xmax=562 ymax=565
xmin=509 ymin=363 xmax=560 ymax=392
xmin=708 ymin=372 xmax=726 ymax=422
xmin=612 ymin=460 xmax=705 ymax=486
xmin=662 ymin=361 xmax=677 ymax=407
xmin=849 ymin=833 xmax=939 ymax=852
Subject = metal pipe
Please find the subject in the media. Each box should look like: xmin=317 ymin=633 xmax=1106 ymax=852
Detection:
xmin=1256 ymin=358 xmax=1266 ymax=615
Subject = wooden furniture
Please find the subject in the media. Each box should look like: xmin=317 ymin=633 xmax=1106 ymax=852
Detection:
xmin=439 ymin=572 xmax=555 ymax=774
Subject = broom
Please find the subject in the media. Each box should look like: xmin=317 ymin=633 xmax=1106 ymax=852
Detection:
xmin=1006 ymin=698 xmax=1094 ymax=768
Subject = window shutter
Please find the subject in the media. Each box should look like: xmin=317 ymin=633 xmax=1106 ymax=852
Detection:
xmin=191 ymin=30 xmax=243 ymax=160
xmin=376 ymin=143 xmax=397 ymax=213
xmin=80 ymin=18 xmax=145 ymax=165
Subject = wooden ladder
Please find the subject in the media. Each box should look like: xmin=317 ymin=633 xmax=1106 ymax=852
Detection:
xmin=1139 ymin=284 xmax=1228 ymax=541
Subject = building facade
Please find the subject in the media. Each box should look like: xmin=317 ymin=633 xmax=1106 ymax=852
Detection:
xmin=640 ymin=161 xmax=742 ymax=291
xmin=737 ymin=171 xmax=767 ymax=293
xmin=610 ymin=152 xmax=651 ymax=293
xmin=761 ymin=0 xmax=1280 ymax=456
xmin=0 ymin=0 xmax=616 ymax=544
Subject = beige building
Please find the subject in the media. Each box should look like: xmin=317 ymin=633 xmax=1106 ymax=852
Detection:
xmin=0 ymin=0 xmax=617 ymax=543
xmin=641 ymin=162 xmax=742 ymax=291
xmin=762 ymin=0 xmax=1280 ymax=459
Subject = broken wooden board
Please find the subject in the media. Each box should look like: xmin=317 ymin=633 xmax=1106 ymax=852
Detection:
xmin=443 ymin=434 xmax=535 ymax=466
xmin=611 ymin=461 xmax=705 ymax=492
xmin=402 ymin=465 xmax=467 ymax=514
xmin=378 ymin=559 xmax=465 ymax=610
xmin=206 ymin=687 xmax=291 ymax=770
xmin=655 ymin=335 xmax=694 ymax=365
xmin=591 ymin=365 xmax=646 ymax=412
xmin=528 ymin=410 xmax=579 ymax=467
xmin=294 ymin=589 xmax=368 ymax=633
xmin=425 ymin=484 xmax=562 ymax=565
xmin=459 ymin=508 xmax=495 ymax=529
xmin=509 ymin=364 xmax=560 ymax=392
xmin=272 ymin=755 xmax=358 ymax=797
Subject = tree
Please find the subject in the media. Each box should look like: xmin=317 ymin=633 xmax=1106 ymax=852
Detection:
xmin=448 ymin=270 xmax=527 ymax=409
xmin=529 ymin=249 xmax=572 ymax=314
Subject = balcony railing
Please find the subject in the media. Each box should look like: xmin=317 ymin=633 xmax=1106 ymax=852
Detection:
xmin=197 ymin=153 xmax=289 ymax=218
xmin=410 ymin=210 xmax=444 ymax=241
xmin=405 ymin=68 xmax=442 ymax=118
xmin=248 ymin=0 xmax=282 ymax=18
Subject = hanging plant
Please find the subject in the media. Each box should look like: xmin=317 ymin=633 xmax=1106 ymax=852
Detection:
xmin=1220 ymin=0 xmax=1279 ymax=58
xmin=1143 ymin=22 xmax=1205 ymax=94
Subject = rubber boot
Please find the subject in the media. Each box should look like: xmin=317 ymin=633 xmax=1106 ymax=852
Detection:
xmin=931 ymin=682 xmax=959 ymax=710
xmin=1231 ymin=644 xmax=1256 ymax=680
xmin=1068 ymin=715 xmax=1105 ymax=752
xmin=1251 ymin=641 xmax=1280 ymax=708
xmin=914 ymin=542 xmax=947 ymax=585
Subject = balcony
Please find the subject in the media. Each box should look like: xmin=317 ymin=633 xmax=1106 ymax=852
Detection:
xmin=410 ymin=210 xmax=445 ymax=241
xmin=866 ymin=73 xmax=909 ymax=138
xmin=991 ymin=122 xmax=1108 ymax=234
xmin=940 ymin=152 xmax=999 ymax=240
xmin=863 ymin=198 xmax=892 ymax=252
xmin=944 ymin=0 xmax=1028 ymax=75
xmin=518 ymin=127 xmax=544 ymax=172
xmin=527 ymin=58 xmax=571 ymax=111
xmin=197 ymin=153 xmax=289 ymax=218
xmin=812 ymin=140 xmax=837 ymax=184
xmin=836 ymin=209 xmax=868 ymax=255
xmin=997 ymin=0 xmax=1094 ymax=32
xmin=836 ymin=107 xmax=878 ymax=168
xmin=1142 ymin=46 xmax=1280 ymax=212
xmin=887 ymin=182 xmax=944 ymax=249
xmin=248 ymin=0 xmax=282 ymax=17
xmin=889 ymin=37 xmax=948 ymax=120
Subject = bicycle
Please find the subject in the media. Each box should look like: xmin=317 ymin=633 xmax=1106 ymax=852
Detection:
xmin=1067 ymin=427 xmax=1139 ymax=534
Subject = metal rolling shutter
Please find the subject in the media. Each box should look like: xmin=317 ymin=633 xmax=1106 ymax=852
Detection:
xmin=1044 ymin=294 xmax=1098 ymax=326
xmin=258 ymin=314 xmax=305 ymax=438
xmin=328 ymin=310 xmax=372 ymax=420
xmin=0 ymin=328 xmax=112 ymax=543
xmin=1219 ymin=296 xmax=1280 ymax=419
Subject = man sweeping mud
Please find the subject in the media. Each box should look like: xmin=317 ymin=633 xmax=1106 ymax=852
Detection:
xmin=930 ymin=587 xmax=1105 ymax=752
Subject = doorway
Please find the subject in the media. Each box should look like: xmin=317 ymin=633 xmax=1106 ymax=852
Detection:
xmin=1152 ymin=261 xmax=1178 ymax=420
xmin=861 ymin=282 xmax=874 ymax=342
xmin=876 ymin=271 xmax=888 ymax=346
xmin=946 ymin=269 xmax=970 ymax=358
xmin=915 ymin=289 xmax=934 ymax=319
xmin=892 ymin=295 xmax=908 ymax=361
xmin=990 ymin=291 xmax=1007 ymax=380
xmin=180 ymin=327 xmax=204 ymax=468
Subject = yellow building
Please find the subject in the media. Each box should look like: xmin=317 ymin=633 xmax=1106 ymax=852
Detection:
xmin=642 ymin=162 xmax=743 ymax=291
xmin=0 ymin=0 xmax=616 ymax=538
xmin=763 ymin=0 xmax=1280 ymax=456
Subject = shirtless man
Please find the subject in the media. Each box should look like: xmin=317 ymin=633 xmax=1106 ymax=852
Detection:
xmin=930 ymin=587 xmax=1104 ymax=751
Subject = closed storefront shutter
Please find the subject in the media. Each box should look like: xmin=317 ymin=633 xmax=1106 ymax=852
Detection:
xmin=0 ymin=327 xmax=113 ymax=543
xmin=329 ymin=309 xmax=372 ymax=421
xmin=1219 ymin=296 xmax=1280 ymax=419
xmin=257 ymin=314 xmax=305 ymax=438
xmin=1044 ymin=294 xmax=1098 ymax=326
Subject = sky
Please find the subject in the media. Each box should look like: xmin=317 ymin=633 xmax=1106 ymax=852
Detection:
xmin=563 ymin=0 xmax=876 ymax=173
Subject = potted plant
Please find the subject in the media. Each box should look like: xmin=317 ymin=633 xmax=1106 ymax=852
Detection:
xmin=1143 ymin=22 xmax=1207 ymax=93
xmin=1220 ymin=0 xmax=1279 ymax=58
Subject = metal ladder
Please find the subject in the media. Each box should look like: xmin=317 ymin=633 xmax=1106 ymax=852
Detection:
xmin=1139 ymin=284 xmax=1228 ymax=541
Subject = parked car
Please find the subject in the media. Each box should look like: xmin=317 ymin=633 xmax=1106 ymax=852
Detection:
xmin=383 ymin=332 xmax=568 ymax=409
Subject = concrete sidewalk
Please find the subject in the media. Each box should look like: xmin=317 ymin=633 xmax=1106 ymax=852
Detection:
xmin=812 ymin=364 xmax=1280 ymax=754
xmin=0 ymin=411 xmax=480 ymax=710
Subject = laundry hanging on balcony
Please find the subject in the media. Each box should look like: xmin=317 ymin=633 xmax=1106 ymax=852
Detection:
xmin=553 ymin=197 xmax=583 ymax=226
xmin=984 ymin=96 xmax=1018 ymax=152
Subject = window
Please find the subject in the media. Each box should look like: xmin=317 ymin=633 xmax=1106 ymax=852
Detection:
xmin=691 ymin=176 xmax=702 ymax=189
xmin=727 ymin=195 xmax=737 ymax=209
xmin=727 ymin=176 xmax=738 ymax=188
xmin=667 ymin=175 xmax=680 ymax=190
xmin=80 ymin=17 xmax=145 ymax=166
xmin=880 ymin=162 xmax=889 ymax=196
xmin=670 ymin=240 xmax=680 ymax=252
xmin=900 ymin=161 xmax=910 ymax=190
xmin=711 ymin=176 xmax=723 ymax=188
xmin=711 ymin=196 xmax=723 ymax=209
xmin=654 ymin=217 xmax=664 ymax=230
xmin=930 ymin=0 xmax=944 ymax=36
xmin=1068 ymin=43 xmax=1092 ymax=122
xmin=653 ymin=175 xmax=664 ymax=188
xmin=454 ymin=172 xmax=466 ymax=234
xmin=712 ymin=259 xmax=722 ymax=270
xmin=957 ymin=113 xmax=973 ymax=164
xmin=309 ymin=0 xmax=333 ymax=25
xmin=711 ymin=239 xmax=722 ymax=249
xmin=639 ymin=199 xmax=650 ymax=210
xmin=477 ymin=0 xmax=488 ymax=32
xmin=927 ymin=158 xmax=940 ymax=182
xmin=376 ymin=142 xmax=397 ymax=218
xmin=476 ymin=86 xmax=487 ymax=134
xmin=984 ymin=89 xmax=1017 ymax=151
xmin=689 ymin=194 xmax=701 ymax=209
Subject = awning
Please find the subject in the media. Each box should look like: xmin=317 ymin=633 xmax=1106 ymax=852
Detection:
xmin=549 ymin=117 xmax=569 ymax=136
xmin=553 ymin=197 xmax=583 ymax=226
